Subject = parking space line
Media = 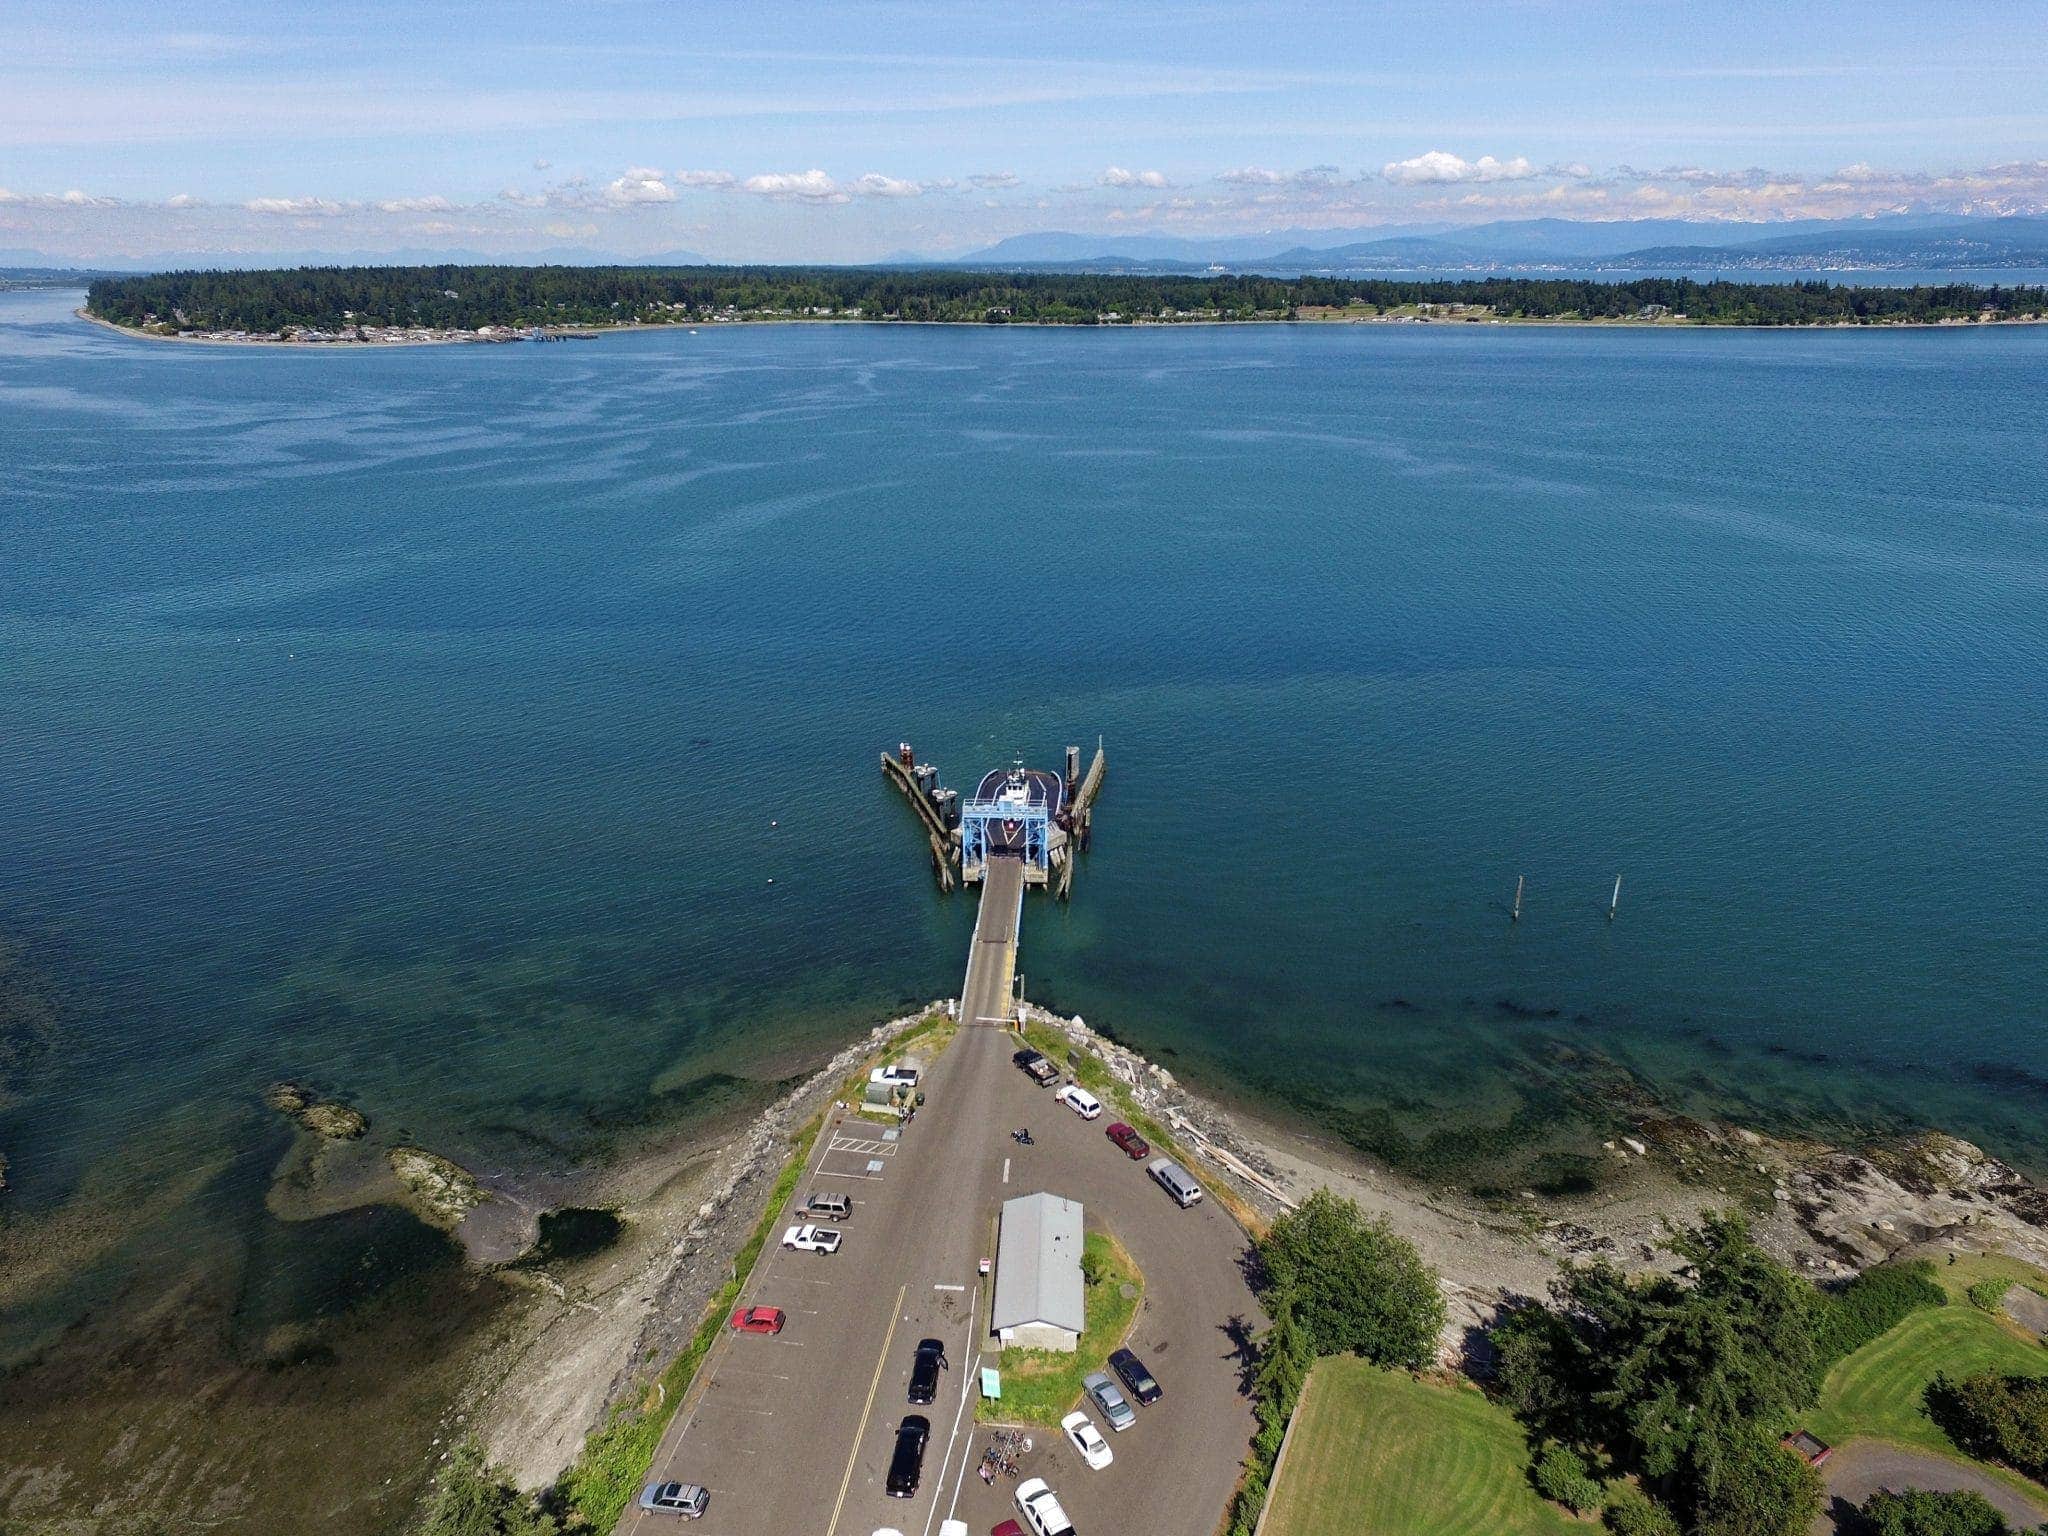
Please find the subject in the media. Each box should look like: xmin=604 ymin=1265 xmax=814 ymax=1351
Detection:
xmin=929 ymin=1284 xmax=983 ymax=1535
xmin=823 ymin=1283 xmax=908 ymax=1536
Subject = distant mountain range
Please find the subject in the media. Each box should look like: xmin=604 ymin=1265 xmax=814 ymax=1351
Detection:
xmin=947 ymin=216 xmax=2048 ymax=275
xmin=8 ymin=216 xmax=2048 ymax=277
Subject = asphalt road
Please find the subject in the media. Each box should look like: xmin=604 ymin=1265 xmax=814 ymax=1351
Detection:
xmin=622 ymin=993 xmax=1263 ymax=1535
xmin=960 ymin=856 xmax=1023 ymax=1027
xmin=1812 ymin=1440 xmax=2048 ymax=1535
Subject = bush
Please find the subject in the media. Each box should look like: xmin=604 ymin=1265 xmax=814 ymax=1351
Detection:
xmin=1532 ymin=1442 xmax=1603 ymax=1514
xmin=1967 ymin=1278 xmax=2013 ymax=1313
xmin=1927 ymin=1371 xmax=2048 ymax=1480
xmin=1860 ymin=1487 xmax=2016 ymax=1536
xmin=1603 ymin=1484 xmax=1682 ymax=1536
xmin=420 ymin=1442 xmax=562 ymax=1536
xmin=1688 ymin=1427 xmax=1822 ymax=1536
xmin=1812 ymin=1260 xmax=1947 ymax=1373
xmin=1258 ymin=1189 xmax=1446 ymax=1367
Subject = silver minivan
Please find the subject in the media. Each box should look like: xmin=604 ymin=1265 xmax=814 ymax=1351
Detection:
xmin=1147 ymin=1157 xmax=1203 ymax=1208
xmin=806 ymin=1191 xmax=852 ymax=1221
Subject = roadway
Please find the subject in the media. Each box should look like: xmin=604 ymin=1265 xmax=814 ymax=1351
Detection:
xmin=623 ymin=887 xmax=1262 ymax=1535
xmin=960 ymin=855 xmax=1024 ymax=1028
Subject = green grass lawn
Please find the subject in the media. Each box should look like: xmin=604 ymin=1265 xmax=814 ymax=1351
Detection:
xmin=1810 ymin=1301 xmax=2047 ymax=1455
xmin=1261 ymin=1361 xmax=1583 ymax=1536
xmin=980 ymin=1230 xmax=1141 ymax=1426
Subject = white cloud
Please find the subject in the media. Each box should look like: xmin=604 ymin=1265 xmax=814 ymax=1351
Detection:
xmin=969 ymin=170 xmax=1020 ymax=189
xmin=604 ymin=170 xmax=676 ymax=204
xmin=674 ymin=169 xmax=736 ymax=188
xmin=741 ymin=169 xmax=849 ymax=203
xmin=244 ymin=195 xmax=351 ymax=216
xmin=542 ymin=221 xmax=598 ymax=239
xmin=1100 ymin=166 xmax=1171 ymax=189
xmin=851 ymin=172 xmax=921 ymax=198
xmin=532 ymin=158 xmax=552 ymax=170
xmin=1218 ymin=164 xmax=1340 ymax=187
xmin=376 ymin=195 xmax=456 ymax=213
xmin=164 ymin=192 xmax=200 ymax=208
xmin=1381 ymin=151 xmax=1536 ymax=185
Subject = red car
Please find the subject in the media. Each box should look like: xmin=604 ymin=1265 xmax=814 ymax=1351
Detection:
xmin=1105 ymin=1122 xmax=1150 ymax=1160
xmin=991 ymin=1523 xmax=1026 ymax=1536
xmin=728 ymin=1305 xmax=785 ymax=1335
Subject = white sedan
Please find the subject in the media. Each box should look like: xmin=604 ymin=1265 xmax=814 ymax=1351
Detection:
xmin=781 ymin=1223 xmax=842 ymax=1254
xmin=1016 ymin=1478 xmax=1076 ymax=1536
xmin=1060 ymin=1410 xmax=1113 ymax=1470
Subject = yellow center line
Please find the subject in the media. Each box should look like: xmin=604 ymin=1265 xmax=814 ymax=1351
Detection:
xmin=823 ymin=1281 xmax=908 ymax=1536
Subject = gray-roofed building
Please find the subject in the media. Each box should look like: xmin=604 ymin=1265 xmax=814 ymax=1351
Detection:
xmin=992 ymin=1192 xmax=1085 ymax=1352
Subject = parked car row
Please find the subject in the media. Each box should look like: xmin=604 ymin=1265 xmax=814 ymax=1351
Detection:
xmin=653 ymin=1183 xmax=870 ymax=1514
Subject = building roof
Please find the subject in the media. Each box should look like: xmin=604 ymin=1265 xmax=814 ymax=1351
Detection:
xmin=992 ymin=1192 xmax=1085 ymax=1336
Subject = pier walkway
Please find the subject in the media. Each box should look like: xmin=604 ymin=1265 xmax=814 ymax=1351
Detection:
xmin=960 ymin=853 xmax=1024 ymax=1026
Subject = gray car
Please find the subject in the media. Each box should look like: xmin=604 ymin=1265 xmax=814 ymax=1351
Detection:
xmin=639 ymin=1481 xmax=708 ymax=1518
xmin=1082 ymin=1370 xmax=1135 ymax=1432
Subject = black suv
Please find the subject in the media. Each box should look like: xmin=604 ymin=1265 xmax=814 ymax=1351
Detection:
xmin=1109 ymin=1346 xmax=1162 ymax=1405
xmin=885 ymin=1414 xmax=930 ymax=1498
xmin=908 ymin=1337 xmax=947 ymax=1405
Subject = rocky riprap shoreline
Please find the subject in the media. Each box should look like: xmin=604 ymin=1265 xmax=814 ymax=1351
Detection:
xmin=1015 ymin=1004 xmax=2048 ymax=1357
xmin=474 ymin=1006 xmax=947 ymax=1488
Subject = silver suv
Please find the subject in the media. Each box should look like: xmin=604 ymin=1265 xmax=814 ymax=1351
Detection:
xmin=638 ymin=1481 xmax=708 ymax=1518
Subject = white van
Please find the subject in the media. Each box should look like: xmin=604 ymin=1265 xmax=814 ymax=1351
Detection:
xmin=1148 ymin=1157 xmax=1203 ymax=1208
xmin=1055 ymin=1083 xmax=1102 ymax=1120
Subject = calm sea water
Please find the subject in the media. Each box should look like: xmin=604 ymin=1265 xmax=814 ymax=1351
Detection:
xmin=3 ymin=288 xmax=2047 ymax=1341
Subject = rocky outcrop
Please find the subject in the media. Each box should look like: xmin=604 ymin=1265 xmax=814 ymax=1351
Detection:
xmin=389 ymin=1148 xmax=486 ymax=1228
xmin=264 ymin=1081 xmax=368 ymax=1139
xmin=1763 ymin=1130 xmax=2048 ymax=1277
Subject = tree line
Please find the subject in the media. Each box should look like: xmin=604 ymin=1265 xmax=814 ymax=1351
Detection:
xmin=85 ymin=264 xmax=2048 ymax=334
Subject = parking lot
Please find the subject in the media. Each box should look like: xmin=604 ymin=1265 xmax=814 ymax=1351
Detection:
xmin=623 ymin=1021 xmax=1263 ymax=1536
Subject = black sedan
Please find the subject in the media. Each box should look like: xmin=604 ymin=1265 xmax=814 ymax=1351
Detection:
xmin=885 ymin=1414 xmax=931 ymax=1498
xmin=1109 ymin=1346 xmax=1162 ymax=1405
xmin=908 ymin=1337 xmax=948 ymax=1405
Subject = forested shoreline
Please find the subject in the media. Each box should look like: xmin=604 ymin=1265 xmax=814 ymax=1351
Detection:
xmin=85 ymin=264 xmax=2048 ymax=336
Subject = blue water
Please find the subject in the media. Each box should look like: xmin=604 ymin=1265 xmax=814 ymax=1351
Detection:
xmin=3 ymin=288 xmax=2047 ymax=1321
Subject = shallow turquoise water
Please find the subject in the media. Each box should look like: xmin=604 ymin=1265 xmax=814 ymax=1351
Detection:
xmin=3 ymin=290 xmax=2047 ymax=1307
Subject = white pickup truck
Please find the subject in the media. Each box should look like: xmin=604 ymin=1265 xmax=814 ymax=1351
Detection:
xmin=781 ymin=1223 xmax=843 ymax=1254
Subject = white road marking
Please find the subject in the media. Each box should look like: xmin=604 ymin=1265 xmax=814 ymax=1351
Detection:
xmin=1002 ymin=1156 xmax=1010 ymax=1184
xmin=933 ymin=1283 xmax=966 ymax=1293
xmin=926 ymin=1282 xmax=982 ymax=1536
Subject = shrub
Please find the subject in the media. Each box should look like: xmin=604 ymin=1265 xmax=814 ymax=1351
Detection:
xmin=1967 ymin=1278 xmax=2013 ymax=1313
xmin=1927 ymin=1371 xmax=2048 ymax=1480
xmin=1687 ymin=1426 xmax=1822 ymax=1536
xmin=1811 ymin=1260 xmax=1946 ymax=1373
xmin=1532 ymin=1442 xmax=1604 ymax=1514
xmin=420 ymin=1441 xmax=562 ymax=1536
xmin=1257 ymin=1189 xmax=1445 ymax=1367
xmin=1860 ymin=1487 xmax=2015 ymax=1536
xmin=1603 ymin=1484 xmax=1682 ymax=1536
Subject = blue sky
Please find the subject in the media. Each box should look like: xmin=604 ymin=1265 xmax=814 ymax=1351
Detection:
xmin=5 ymin=0 xmax=2047 ymax=260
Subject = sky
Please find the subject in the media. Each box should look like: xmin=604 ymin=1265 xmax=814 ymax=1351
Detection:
xmin=5 ymin=0 xmax=2048 ymax=263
